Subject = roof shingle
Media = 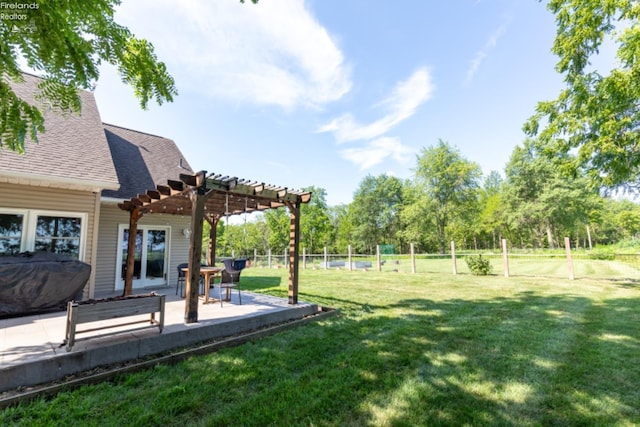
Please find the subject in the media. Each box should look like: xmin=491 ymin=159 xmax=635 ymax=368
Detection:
xmin=0 ymin=73 xmax=119 ymax=188
xmin=102 ymin=123 xmax=193 ymax=200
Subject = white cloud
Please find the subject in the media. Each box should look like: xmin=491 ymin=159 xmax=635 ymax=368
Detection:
xmin=113 ymin=0 xmax=351 ymax=109
xmin=318 ymin=67 xmax=434 ymax=142
xmin=464 ymin=23 xmax=507 ymax=86
xmin=340 ymin=137 xmax=416 ymax=170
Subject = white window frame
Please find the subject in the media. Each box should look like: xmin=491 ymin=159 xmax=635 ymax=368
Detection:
xmin=0 ymin=208 xmax=27 ymax=254
xmin=0 ymin=208 xmax=87 ymax=260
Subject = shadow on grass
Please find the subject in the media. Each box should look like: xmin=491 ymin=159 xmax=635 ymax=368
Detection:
xmin=175 ymin=293 xmax=640 ymax=426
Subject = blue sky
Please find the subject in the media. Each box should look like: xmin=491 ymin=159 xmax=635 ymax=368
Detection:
xmin=93 ymin=0 xmax=566 ymax=206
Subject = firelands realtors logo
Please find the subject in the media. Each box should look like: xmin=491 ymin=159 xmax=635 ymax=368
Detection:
xmin=1 ymin=2 xmax=38 ymax=33
xmin=1 ymin=2 xmax=38 ymax=21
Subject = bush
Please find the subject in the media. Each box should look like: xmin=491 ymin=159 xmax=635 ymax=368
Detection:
xmin=466 ymin=254 xmax=493 ymax=276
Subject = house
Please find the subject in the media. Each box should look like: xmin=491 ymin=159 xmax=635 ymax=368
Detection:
xmin=0 ymin=73 xmax=193 ymax=298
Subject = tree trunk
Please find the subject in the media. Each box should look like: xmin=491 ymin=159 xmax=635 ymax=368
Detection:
xmin=546 ymin=224 xmax=555 ymax=249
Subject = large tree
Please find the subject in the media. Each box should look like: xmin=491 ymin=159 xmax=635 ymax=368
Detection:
xmin=502 ymin=139 xmax=598 ymax=248
xmin=1 ymin=0 xmax=258 ymax=153
xmin=413 ymin=140 xmax=482 ymax=254
xmin=524 ymin=0 xmax=640 ymax=191
xmin=350 ymin=174 xmax=405 ymax=253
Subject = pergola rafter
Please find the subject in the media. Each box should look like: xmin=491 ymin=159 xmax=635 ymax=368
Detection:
xmin=118 ymin=170 xmax=311 ymax=323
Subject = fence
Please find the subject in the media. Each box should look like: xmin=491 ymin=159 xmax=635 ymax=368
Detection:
xmin=241 ymin=240 xmax=640 ymax=281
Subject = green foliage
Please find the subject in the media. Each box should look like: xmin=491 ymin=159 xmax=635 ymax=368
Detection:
xmin=350 ymin=174 xmax=405 ymax=253
xmin=264 ymin=208 xmax=289 ymax=253
xmin=0 ymin=0 xmax=180 ymax=152
xmin=525 ymin=0 xmax=640 ymax=190
xmin=328 ymin=203 xmax=353 ymax=253
xmin=502 ymin=139 xmax=600 ymax=249
xmin=414 ymin=140 xmax=482 ymax=253
xmin=465 ymin=254 xmax=493 ymax=275
xmin=300 ymin=186 xmax=332 ymax=253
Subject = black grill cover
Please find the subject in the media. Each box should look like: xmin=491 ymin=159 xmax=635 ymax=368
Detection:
xmin=0 ymin=252 xmax=91 ymax=316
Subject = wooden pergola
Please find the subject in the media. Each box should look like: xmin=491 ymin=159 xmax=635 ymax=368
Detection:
xmin=118 ymin=170 xmax=311 ymax=323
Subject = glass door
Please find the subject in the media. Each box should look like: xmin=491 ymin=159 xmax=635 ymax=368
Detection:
xmin=117 ymin=226 xmax=168 ymax=290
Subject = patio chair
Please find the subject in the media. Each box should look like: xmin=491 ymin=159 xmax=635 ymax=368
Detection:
xmin=176 ymin=263 xmax=204 ymax=298
xmin=218 ymin=258 xmax=245 ymax=306
xmin=175 ymin=263 xmax=188 ymax=297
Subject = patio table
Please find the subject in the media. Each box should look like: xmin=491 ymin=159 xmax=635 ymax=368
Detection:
xmin=181 ymin=266 xmax=223 ymax=304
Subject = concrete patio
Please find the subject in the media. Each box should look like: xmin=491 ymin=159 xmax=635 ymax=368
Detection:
xmin=0 ymin=290 xmax=322 ymax=394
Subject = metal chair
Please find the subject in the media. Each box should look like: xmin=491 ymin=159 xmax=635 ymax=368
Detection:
xmin=175 ymin=263 xmax=188 ymax=297
xmin=218 ymin=258 xmax=245 ymax=306
xmin=176 ymin=262 xmax=205 ymax=298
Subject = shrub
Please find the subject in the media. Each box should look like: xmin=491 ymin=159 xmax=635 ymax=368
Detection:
xmin=466 ymin=254 xmax=493 ymax=276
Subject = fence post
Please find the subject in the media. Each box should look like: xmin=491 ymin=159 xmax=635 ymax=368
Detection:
xmin=565 ymin=237 xmax=575 ymax=280
xmin=377 ymin=245 xmax=382 ymax=272
xmin=450 ymin=241 xmax=457 ymax=275
xmin=303 ymin=247 xmax=307 ymax=270
xmin=254 ymin=248 xmax=257 ymax=267
xmin=348 ymin=245 xmax=352 ymax=271
xmin=284 ymin=248 xmax=288 ymax=268
xmin=268 ymin=248 xmax=272 ymax=269
xmin=324 ymin=246 xmax=328 ymax=270
xmin=410 ymin=243 xmax=416 ymax=274
xmin=502 ymin=238 xmax=510 ymax=278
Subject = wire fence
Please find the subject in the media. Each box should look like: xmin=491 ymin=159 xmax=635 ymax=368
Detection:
xmin=243 ymin=244 xmax=640 ymax=281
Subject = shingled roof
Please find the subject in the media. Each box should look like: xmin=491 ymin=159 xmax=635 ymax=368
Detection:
xmin=0 ymin=73 xmax=119 ymax=191
xmin=102 ymin=124 xmax=193 ymax=200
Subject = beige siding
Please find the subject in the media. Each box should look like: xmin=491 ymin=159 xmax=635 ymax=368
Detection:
xmin=0 ymin=182 xmax=100 ymax=294
xmin=95 ymin=203 xmax=192 ymax=296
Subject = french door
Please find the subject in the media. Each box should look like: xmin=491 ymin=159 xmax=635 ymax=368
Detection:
xmin=116 ymin=225 xmax=169 ymax=290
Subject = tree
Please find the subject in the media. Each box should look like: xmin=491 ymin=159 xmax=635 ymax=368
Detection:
xmin=502 ymin=139 xmax=599 ymax=248
xmin=328 ymin=204 xmax=354 ymax=253
xmin=414 ymin=140 xmax=482 ymax=253
xmin=300 ymin=186 xmax=332 ymax=254
xmin=400 ymin=180 xmax=436 ymax=252
xmin=476 ymin=171 xmax=507 ymax=250
xmin=264 ymin=208 xmax=289 ymax=253
xmin=1 ymin=0 xmax=258 ymax=153
xmin=524 ymin=1 xmax=640 ymax=191
xmin=350 ymin=174 xmax=405 ymax=253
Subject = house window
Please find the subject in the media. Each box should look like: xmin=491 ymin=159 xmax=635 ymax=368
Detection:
xmin=0 ymin=213 xmax=24 ymax=255
xmin=34 ymin=216 xmax=83 ymax=259
xmin=0 ymin=209 xmax=86 ymax=260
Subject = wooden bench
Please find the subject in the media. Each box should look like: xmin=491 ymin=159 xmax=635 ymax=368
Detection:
xmin=65 ymin=294 xmax=165 ymax=351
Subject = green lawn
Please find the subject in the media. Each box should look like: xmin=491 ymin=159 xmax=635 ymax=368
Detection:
xmin=2 ymin=267 xmax=640 ymax=426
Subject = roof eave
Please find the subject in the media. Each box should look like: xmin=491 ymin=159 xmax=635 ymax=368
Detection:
xmin=0 ymin=170 xmax=120 ymax=192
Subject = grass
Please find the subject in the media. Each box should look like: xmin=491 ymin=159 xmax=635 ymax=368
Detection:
xmin=2 ymin=267 xmax=640 ymax=426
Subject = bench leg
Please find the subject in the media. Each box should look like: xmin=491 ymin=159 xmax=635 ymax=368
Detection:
xmin=158 ymin=295 xmax=165 ymax=333
xmin=65 ymin=302 xmax=78 ymax=351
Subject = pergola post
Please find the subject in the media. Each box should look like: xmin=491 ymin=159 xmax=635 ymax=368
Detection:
xmin=286 ymin=201 xmax=301 ymax=304
xmin=123 ymin=207 xmax=141 ymax=297
xmin=205 ymin=215 xmax=219 ymax=266
xmin=185 ymin=179 xmax=207 ymax=323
